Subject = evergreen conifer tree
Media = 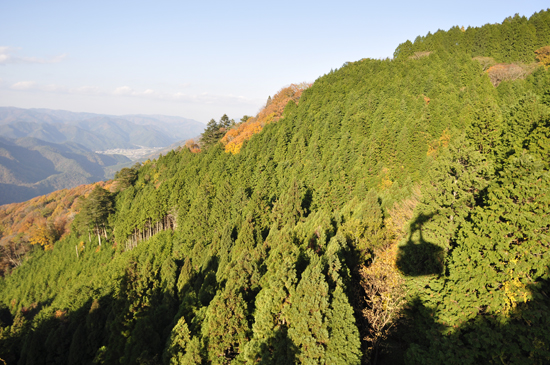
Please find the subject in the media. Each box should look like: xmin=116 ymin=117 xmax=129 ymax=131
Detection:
xmin=286 ymin=255 xmax=330 ymax=363
xmin=325 ymin=286 xmax=362 ymax=365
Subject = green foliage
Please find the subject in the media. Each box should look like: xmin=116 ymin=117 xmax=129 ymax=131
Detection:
xmin=325 ymin=285 xmax=362 ymax=364
xmin=200 ymin=114 xmax=234 ymax=149
xmin=447 ymin=154 xmax=550 ymax=315
xmin=394 ymin=10 xmax=549 ymax=64
xmin=2 ymin=10 xmax=550 ymax=364
xmin=72 ymin=185 xmax=114 ymax=246
xmin=202 ymin=289 xmax=250 ymax=363
xmin=113 ymin=165 xmax=139 ymax=191
xmin=286 ymin=255 xmax=331 ymax=363
xmin=403 ymin=154 xmax=550 ymax=364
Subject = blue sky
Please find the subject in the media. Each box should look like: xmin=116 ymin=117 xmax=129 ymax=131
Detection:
xmin=0 ymin=1 xmax=548 ymax=124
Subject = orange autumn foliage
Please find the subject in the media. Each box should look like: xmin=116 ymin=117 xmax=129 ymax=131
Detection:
xmin=221 ymin=120 xmax=264 ymax=155
xmin=184 ymin=139 xmax=201 ymax=154
xmin=221 ymin=82 xmax=311 ymax=154
xmin=28 ymin=219 xmax=55 ymax=250
xmin=256 ymin=82 xmax=311 ymax=124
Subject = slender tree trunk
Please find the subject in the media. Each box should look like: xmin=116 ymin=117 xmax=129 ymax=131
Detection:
xmin=96 ymin=226 xmax=101 ymax=246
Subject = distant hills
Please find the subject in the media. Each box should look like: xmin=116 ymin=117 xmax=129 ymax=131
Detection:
xmin=0 ymin=107 xmax=205 ymax=204
xmin=0 ymin=107 xmax=205 ymax=151
xmin=0 ymin=136 xmax=130 ymax=204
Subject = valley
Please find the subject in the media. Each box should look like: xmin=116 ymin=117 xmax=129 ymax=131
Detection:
xmin=0 ymin=109 xmax=203 ymax=204
xmin=95 ymin=146 xmax=165 ymax=161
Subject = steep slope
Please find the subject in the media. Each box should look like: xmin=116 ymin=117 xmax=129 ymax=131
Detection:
xmin=0 ymin=10 xmax=549 ymax=365
xmin=0 ymin=121 xmax=67 ymax=143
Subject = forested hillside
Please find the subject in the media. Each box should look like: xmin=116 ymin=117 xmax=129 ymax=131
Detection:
xmin=0 ymin=10 xmax=549 ymax=364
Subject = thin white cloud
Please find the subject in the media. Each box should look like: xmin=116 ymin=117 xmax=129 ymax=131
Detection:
xmin=4 ymin=79 xmax=261 ymax=107
xmin=112 ymin=87 xmax=162 ymax=98
xmin=0 ymin=46 xmax=66 ymax=65
xmin=168 ymin=92 xmax=256 ymax=105
xmin=113 ymin=86 xmax=133 ymax=95
xmin=49 ymin=54 xmax=67 ymax=63
xmin=11 ymin=81 xmax=36 ymax=90
xmin=0 ymin=49 xmax=9 ymax=64
xmin=9 ymin=81 xmax=68 ymax=92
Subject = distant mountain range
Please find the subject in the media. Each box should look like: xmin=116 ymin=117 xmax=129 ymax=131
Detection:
xmin=0 ymin=107 xmax=205 ymax=151
xmin=0 ymin=107 xmax=205 ymax=204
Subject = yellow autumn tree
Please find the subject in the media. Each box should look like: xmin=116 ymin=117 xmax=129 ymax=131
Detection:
xmin=360 ymin=243 xmax=406 ymax=361
xmin=29 ymin=219 xmax=55 ymax=250
xmin=535 ymin=45 xmax=550 ymax=67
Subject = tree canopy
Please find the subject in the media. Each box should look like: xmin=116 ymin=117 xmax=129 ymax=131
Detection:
xmin=1 ymin=9 xmax=550 ymax=365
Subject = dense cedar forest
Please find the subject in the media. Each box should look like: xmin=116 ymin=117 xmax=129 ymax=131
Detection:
xmin=1 ymin=10 xmax=550 ymax=364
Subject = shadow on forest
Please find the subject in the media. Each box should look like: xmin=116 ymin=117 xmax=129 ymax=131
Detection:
xmin=396 ymin=213 xmax=444 ymax=276
xmin=0 ymin=266 xmax=180 ymax=364
xmin=0 ymin=288 xmax=177 ymax=365
xmin=258 ymin=325 xmax=298 ymax=364
xmin=377 ymin=272 xmax=550 ymax=364
xmin=374 ymin=214 xmax=550 ymax=364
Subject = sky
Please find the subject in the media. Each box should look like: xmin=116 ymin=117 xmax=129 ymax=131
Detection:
xmin=0 ymin=1 xmax=548 ymax=124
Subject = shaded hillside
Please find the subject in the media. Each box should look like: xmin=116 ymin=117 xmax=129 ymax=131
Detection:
xmin=121 ymin=114 xmax=206 ymax=141
xmin=0 ymin=136 xmax=130 ymax=204
xmin=0 ymin=10 xmax=549 ymax=365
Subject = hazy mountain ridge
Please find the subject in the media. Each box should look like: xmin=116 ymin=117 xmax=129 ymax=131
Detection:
xmin=0 ymin=107 xmax=205 ymax=150
xmin=0 ymin=108 xmax=205 ymax=204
